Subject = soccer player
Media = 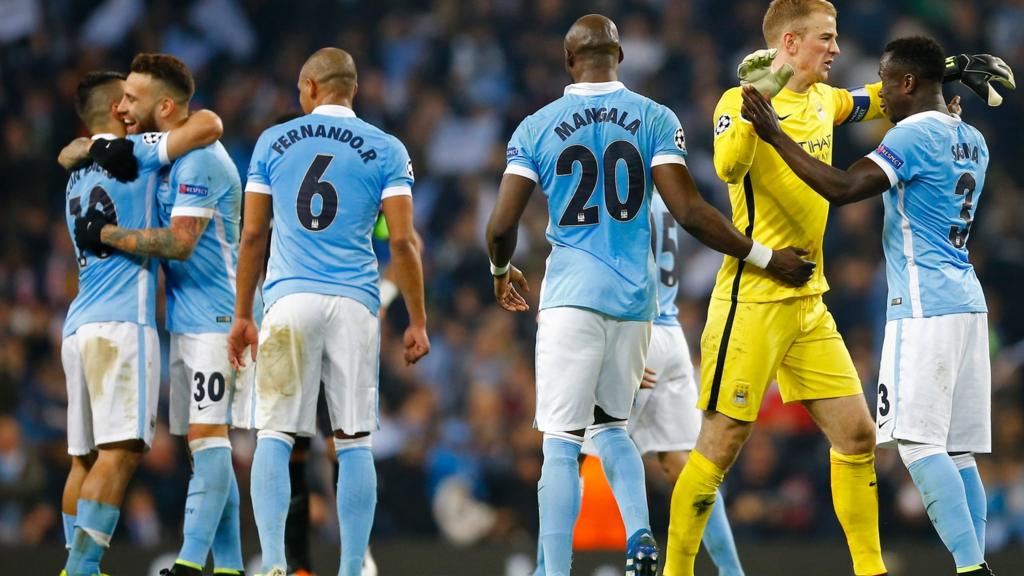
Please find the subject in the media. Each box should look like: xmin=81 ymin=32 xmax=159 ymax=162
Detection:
xmin=228 ymin=47 xmax=429 ymax=576
xmin=740 ymin=35 xmax=1010 ymax=576
xmin=665 ymin=2 xmax=890 ymax=574
xmin=664 ymin=2 xmax=1016 ymax=575
xmin=72 ymin=53 xmax=249 ymax=576
xmin=534 ymin=191 xmax=745 ymax=576
xmin=59 ymin=71 xmax=221 ymax=576
xmin=485 ymin=14 xmax=814 ymax=576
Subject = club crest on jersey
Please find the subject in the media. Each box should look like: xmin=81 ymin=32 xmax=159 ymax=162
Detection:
xmin=674 ymin=127 xmax=686 ymax=151
xmin=179 ymin=183 xmax=209 ymax=197
xmin=142 ymin=132 xmax=161 ymax=145
xmin=715 ymin=114 xmax=732 ymax=136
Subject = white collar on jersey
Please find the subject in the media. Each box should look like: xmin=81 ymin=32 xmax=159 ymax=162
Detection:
xmin=91 ymin=133 xmax=117 ymax=140
xmin=312 ymin=104 xmax=357 ymax=118
xmin=564 ymin=81 xmax=626 ymax=96
xmin=897 ymin=110 xmax=961 ymax=127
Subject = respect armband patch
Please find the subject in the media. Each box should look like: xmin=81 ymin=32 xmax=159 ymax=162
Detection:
xmin=179 ymin=183 xmax=209 ymax=197
xmin=874 ymin=144 xmax=904 ymax=169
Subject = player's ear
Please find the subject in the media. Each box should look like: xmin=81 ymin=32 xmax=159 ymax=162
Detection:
xmin=351 ymin=81 xmax=358 ymax=101
xmin=565 ymin=49 xmax=575 ymax=71
xmin=618 ymin=46 xmax=624 ymax=64
xmin=904 ymin=73 xmax=916 ymax=94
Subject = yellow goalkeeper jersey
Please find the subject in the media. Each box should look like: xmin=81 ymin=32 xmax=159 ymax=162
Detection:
xmin=710 ymin=81 xmax=885 ymax=303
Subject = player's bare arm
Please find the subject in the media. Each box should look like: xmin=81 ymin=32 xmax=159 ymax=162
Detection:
xmin=381 ymin=194 xmax=430 ymax=366
xmin=652 ymin=162 xmax=815 ymax=287
xmin=741 ymin=85 xmax=890 ymax=205
xmin=100 ymin=215 xmax=209 ymax=260
xmin=228 ymin=192 xmax=271 ymax=369
xmin=57 ymin=109 xmax=223 ymax=172
xmin=485 ymin=173 xmax=533 ymax=312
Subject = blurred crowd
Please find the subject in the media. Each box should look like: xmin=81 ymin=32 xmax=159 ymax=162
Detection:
xmin=2 ymin=0 xmax=1024 ymax=555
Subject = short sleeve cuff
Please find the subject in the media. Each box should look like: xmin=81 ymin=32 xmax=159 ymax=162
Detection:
xmin=651 ymin=154 xmax=686 ymax=167
xmin=171 ymin=206 xmax=215 ymax=218
xmin=866 ymin=152 xmax=898 ymax=187
xmin=157 ymin=133 xmax=170 ymax=165
xmin=382 ymin=186 xmax=412 ymax=199
xmin=504 ymin=163 xmax=539 ymax=183
xmin=246 ymin=182 xmax=271 ymax=195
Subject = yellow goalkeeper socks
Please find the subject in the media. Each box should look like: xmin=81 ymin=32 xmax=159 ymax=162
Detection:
xmin=664 ymin=450 xmax=725 ymax=576
xmin=830 ymin=449 xmax=887 ymax=575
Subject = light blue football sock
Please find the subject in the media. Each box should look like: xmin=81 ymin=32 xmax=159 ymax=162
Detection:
xmin=591 ymin=427 xmax=650 ymax=538
xmin=179 ymin=445 xmax=232 ymax=568
xmin=959 ymin=464 xmax=988 ymax=556
xmin=336 ymin=446 xmax=377 ymax=576
xmin=907 ymin=454 xmax=984 ymax=568
xmin=211 ymin=457 xmax=245 ymax=572
xmin=63 ymin=513 xmax=76 ymax=549
xmin=704 ymin=489 xmax=744 ymax=576
xmin=251 ymin=434 xmax=294 ymax=573
xmin=533 ymin=528 xmax=546 ymax=576
xmin=66 ymin=499 xmax=119 ymax=576
xmin=538 ymin=436 xmax=583 ymax=576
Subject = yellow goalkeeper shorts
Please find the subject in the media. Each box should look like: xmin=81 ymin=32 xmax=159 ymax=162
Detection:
xmin=698 ymin=294 xmax=863 ymax=422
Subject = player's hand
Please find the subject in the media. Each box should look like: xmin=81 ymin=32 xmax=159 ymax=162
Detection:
xmin=740 ymin=85 xmax=784 ymax=145
xmin=494 ymin=265 xmax=530 ymax=312
xmin=738 ymin=48 xmax=795 ymax=99
xmin=765 ymin=247 xmax=816 ymax=287
xmin=403 ymin=324 xmax=430 ymax=366
xmin=73 ymin=208 xmax=114 ymax=257
xmin=227 ymin=317 xmax=259 ymax=370
xmin=945 ymin=54 xmax=1016 ymax=107
xmin=947 ymin=95 xmax=962 ymax=116
xmin=89 ymin=138 xmax=138 ymax=182
xmin=640 ymin=367 xmax=657 ymax=390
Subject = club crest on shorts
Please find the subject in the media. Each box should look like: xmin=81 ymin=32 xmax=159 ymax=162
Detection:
xmin=732 ymin=383 xmax=749 ymax=407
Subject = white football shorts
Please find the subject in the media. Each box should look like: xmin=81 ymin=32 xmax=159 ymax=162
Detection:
xmin=876 ymin=312 xmax=991 ymax=453
xmin=62 ymin=322 xmax=160 ymax=455
xmin=534 ymin=306 xmax=652 ymax=433
xmin=254 ymin=293 xmax=379 ymax=437
xmin=168 ymin=332 xmax=255 ymax=435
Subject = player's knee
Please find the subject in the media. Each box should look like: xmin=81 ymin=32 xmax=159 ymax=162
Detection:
xmin=186 ymin=423 xmax=229 ymax=443
xmin=839 ymin=421 xmax=877 ymax=455
xmin=896 ymin=440 xmax=945 ymax=467
xmin=658 ymin=451 xmax=688 ymax=483
xmin=333 ymin=432 xmax=371 ymax=454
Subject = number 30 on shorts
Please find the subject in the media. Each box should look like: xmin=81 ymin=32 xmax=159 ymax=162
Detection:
xmin=193 ymin=371 xmax=227 ymax=403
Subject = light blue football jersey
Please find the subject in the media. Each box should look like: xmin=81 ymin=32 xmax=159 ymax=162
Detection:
xmin=157 ymin=141 xmax=242 ymax=333
xmin=246 ymin=104 xmax=414 ymax=314
xmin=505 ymin=81 xmax=687 ymax=321
xmin=866 ymin=111 xmax=989 ymax=321
xmin=650 ymin=192 xmax=682 ymax=327
xmin=63 ymin=132 xmax=168 ymax=337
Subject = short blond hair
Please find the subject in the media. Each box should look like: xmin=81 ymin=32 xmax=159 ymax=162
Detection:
xmin=762 ymin=0 xmax=837 ymax=46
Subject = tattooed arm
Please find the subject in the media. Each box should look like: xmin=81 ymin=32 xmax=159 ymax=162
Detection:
xmin=100 ymin=216 xmax=209 ymax=260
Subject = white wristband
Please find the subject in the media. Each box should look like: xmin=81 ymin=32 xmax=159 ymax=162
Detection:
xmin=743 ymin=240 xmax=773 ymax=269
xmin=490 ymin=260 xmax=510 ymax=276
xmin=379 ymin=278 xmax=399 ymax=308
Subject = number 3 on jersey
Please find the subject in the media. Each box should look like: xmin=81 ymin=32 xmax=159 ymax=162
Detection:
xmin=297 ymin=154 xmax=339 ymax=231
xmin=557 ymin=141 xmax=644 ymax=227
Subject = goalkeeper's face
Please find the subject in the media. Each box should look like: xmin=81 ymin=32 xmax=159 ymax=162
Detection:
xmin=789 ymin=12 xmax=840 ymax=85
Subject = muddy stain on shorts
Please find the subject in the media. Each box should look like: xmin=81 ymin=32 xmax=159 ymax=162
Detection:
xmin=257 ymin=325 xmax=304 ymax=397
xmin=81 ymin=337 xmax=119 ymax=399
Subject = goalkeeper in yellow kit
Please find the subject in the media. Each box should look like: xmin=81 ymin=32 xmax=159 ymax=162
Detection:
xmin=664 ymin=1 xmax=1015 ymax=575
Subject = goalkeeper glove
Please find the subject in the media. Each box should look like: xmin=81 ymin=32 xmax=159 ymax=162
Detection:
xmin=89 ymin=138 xmax=139 ymax=182
xmin=944 ymin=54 xmax=1016 ymax=107
xmin=738 ymin=48 xmax=795 ymax=98
xmin=74 ymin=208 xmax=114 ymax=257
